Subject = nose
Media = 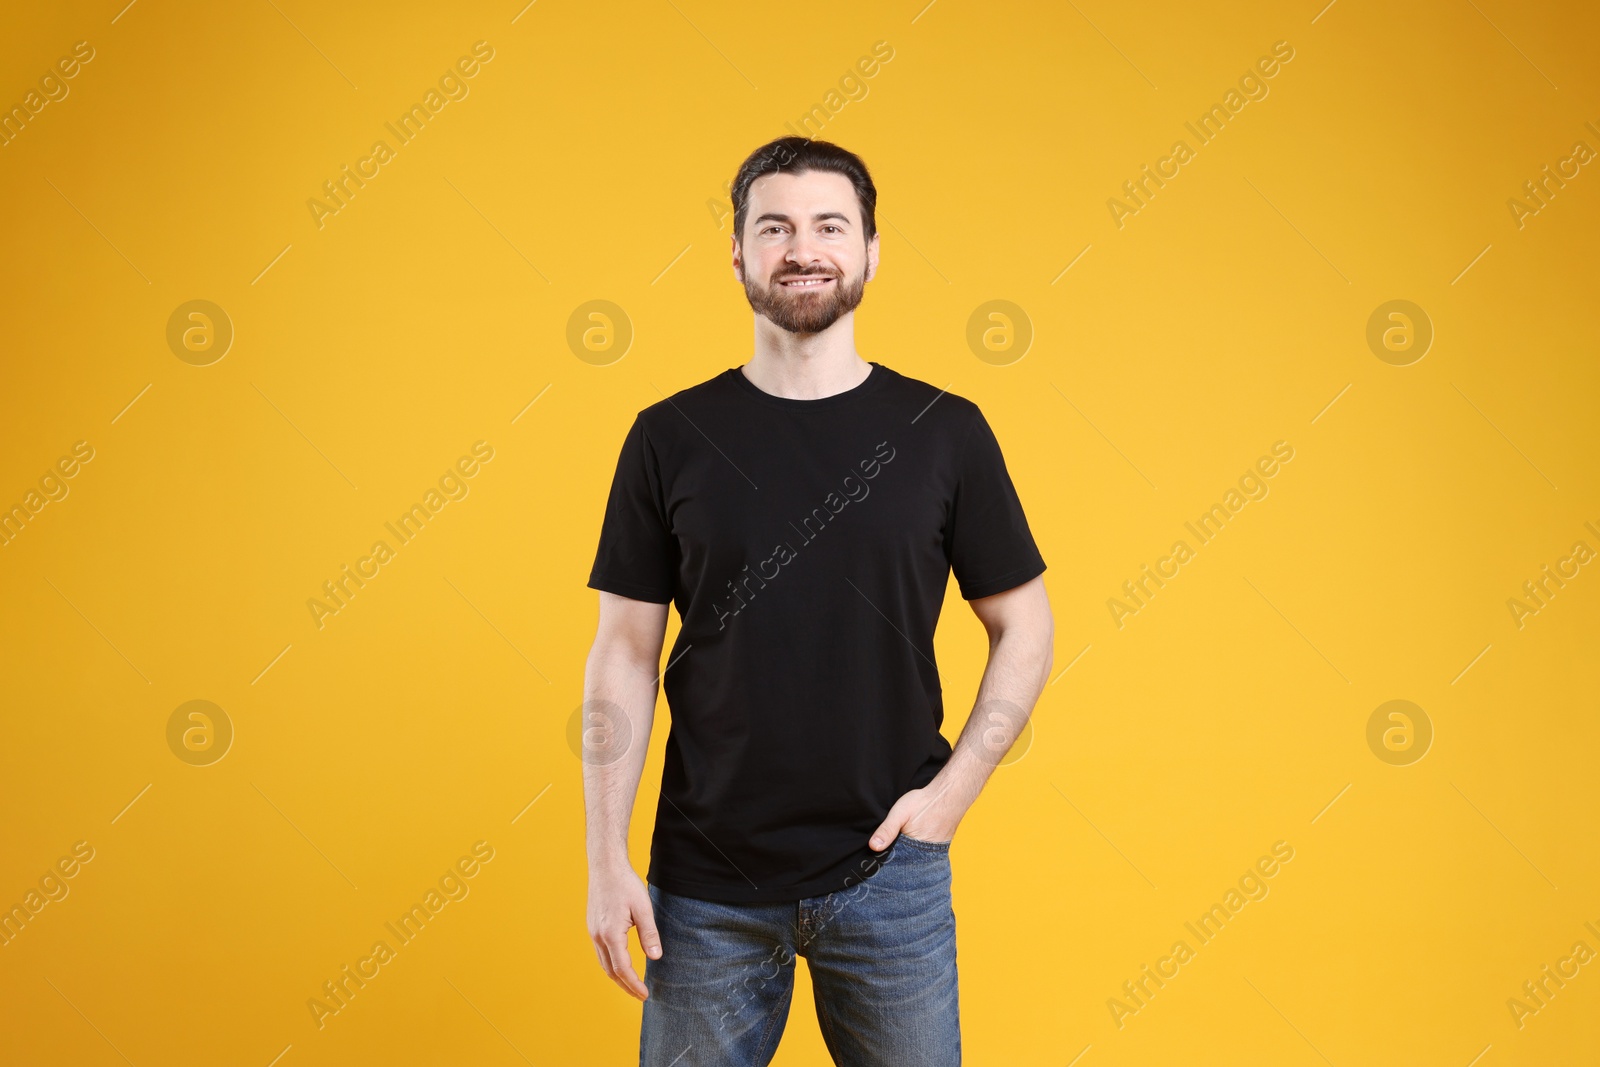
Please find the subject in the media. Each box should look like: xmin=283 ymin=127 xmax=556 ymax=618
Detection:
xmin=785 ymin=231 xmax=825 ymax=271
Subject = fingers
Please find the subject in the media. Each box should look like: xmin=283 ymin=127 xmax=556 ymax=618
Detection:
xmin=588 ymin=875 xmax=660 ymax=1002
xmin=593 ymin=936 xmax=618 ymax=987
xmin=635 ymin=898 xmax=663 ymax=961
xmin=598 ymin=929 xmax=650 ymax=1000
xmin=869 ymin=805 xmax=906 ymax=850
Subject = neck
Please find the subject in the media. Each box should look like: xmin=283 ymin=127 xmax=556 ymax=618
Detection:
xmin=746 ymin=310 xmax=868 ymax=399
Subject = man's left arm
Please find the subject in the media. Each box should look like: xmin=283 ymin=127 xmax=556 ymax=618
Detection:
xmin=870 ymin=574 xmax=1054 ymax=849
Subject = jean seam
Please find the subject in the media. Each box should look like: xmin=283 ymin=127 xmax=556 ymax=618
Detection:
xmin=752 ymin=974 xmax=789 ymax=1065
xmin=796 ymin=900 xmax=813 ymax=954
xmin=813 ymin=981 xmax=845 ymax=1063
xmin=898 ymin=836 xmax=951 ymax=852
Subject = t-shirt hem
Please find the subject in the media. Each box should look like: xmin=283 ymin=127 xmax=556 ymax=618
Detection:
xmin=587 ymin=573 xmax=673 ymax=604
xmin=647 ymin=855 xmax=883 ymax=904
xmin=959 ymin=558 xmax=1047 ymax=601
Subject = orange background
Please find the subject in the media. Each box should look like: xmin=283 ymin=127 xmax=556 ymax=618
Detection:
xmin=1 ymin=1 xmax=1596 ymax=1064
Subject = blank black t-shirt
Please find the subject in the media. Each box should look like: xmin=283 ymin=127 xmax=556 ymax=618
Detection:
xmin=587 ymin=361 xmax=1046 ymax=903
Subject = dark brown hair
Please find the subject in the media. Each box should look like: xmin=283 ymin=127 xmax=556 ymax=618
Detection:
xmin=731 ymin=137 xmax=877 ymax=246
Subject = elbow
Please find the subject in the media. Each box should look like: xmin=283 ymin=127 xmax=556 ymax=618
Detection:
xmin=587 ymin=642 xmax=661 ymax=687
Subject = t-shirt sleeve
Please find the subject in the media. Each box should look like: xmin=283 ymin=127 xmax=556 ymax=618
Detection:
xmin=944 ymin=407 xmax=1047 ymax=600
xmin=587 ymin=414 xmax=678 ymax=604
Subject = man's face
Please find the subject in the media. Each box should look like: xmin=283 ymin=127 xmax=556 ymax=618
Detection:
xmin=733 ymin=170 xmax=878 ymax=336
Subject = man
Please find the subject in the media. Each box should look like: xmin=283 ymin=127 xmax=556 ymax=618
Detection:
xmin=583 ymin=136 xmax=1053 ymax=1066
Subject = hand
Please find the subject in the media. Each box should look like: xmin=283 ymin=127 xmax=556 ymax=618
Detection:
xmin=869 ymin=783 xmax=964 ymax=851
xmin=587 ymin=863 xmax=661 ymax=1001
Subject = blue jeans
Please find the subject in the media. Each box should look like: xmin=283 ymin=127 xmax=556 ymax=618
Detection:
xmin=639 ymin=835 xmax=961 ymax=1066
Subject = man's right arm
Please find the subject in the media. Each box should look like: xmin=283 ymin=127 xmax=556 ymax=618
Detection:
xmin=582 ymin=590 xmax=669 ymax=1001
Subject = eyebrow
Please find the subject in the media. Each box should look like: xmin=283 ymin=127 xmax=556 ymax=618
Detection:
xmin=753 ymin=211 xmax=852 ymax=226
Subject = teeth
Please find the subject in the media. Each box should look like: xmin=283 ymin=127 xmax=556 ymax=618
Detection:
xmin=783 ymin=278 xmax=830 ymax=287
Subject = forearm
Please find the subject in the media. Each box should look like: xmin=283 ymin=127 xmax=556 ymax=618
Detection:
xmin=581 ymin=647 xmax=659 ymax=873
xmin=928 ymin=625 xmax=1053 ymax=815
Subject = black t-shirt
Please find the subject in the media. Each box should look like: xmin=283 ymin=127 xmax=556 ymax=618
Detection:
xmin=587 ymin=361 xmax=1046 ymax=903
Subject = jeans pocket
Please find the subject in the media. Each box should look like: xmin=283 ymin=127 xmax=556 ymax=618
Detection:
xmin=896 ymin=833 xmax=951 ymax=853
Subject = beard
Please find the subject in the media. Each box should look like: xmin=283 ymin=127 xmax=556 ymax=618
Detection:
xmin=741 ymin=262 xmax=867 ymax=335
